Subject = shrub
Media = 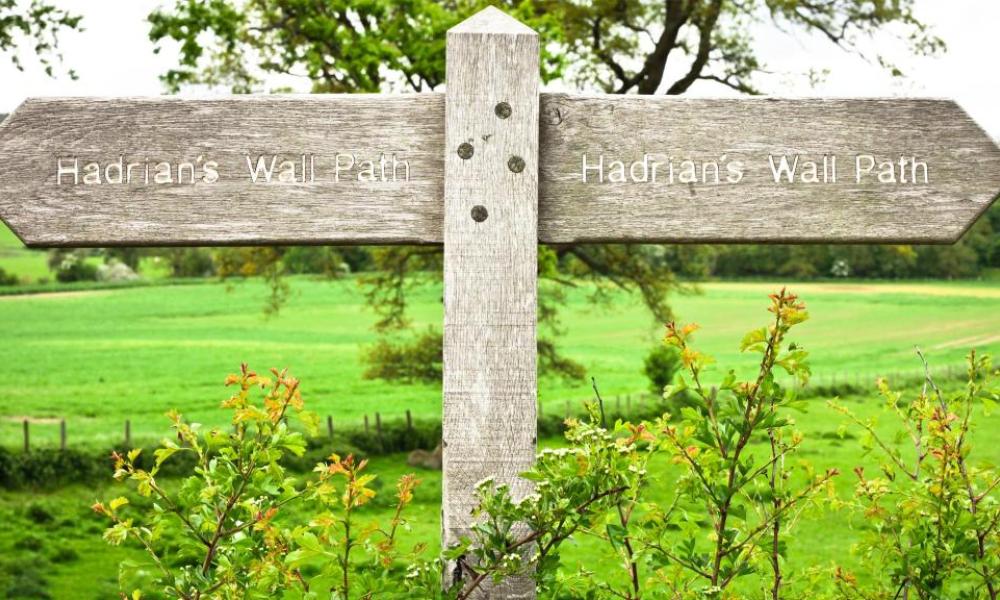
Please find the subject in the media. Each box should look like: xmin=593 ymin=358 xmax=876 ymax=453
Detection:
xmin=167 ymin=248 xmax=215 ymax=277
xmin=362 ymin=327 xmax=443 ymax=383
xmin=283 ymin=245 xmax=349 ymax=276
xmin=95 ymin=364 xmax=429 ymax=599
xmin=832 ymin=350 xmax=1000 ymax=599
xmin=642 ymin=342 xmax=681 ymax=395
xmin=48 ymin=250 xmax=98 ymax=283
xmin=0 ymin=266 xmax=18 ymax=286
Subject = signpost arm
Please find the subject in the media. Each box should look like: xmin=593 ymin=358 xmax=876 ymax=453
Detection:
xmin=443 ymin=7 xmax=539 ymax=598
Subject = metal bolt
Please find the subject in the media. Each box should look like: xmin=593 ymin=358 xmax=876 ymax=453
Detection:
xmin=471 ymin=205 xmax=488 ymax=222
xmin=457 ymin=142 xmax=474 ymax=160
xmin=494 ymin=101 xmax=512 ymax=119
xmin=508 ymin=155 xmax=525 ymax=173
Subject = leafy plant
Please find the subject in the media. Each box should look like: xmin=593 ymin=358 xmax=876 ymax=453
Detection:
xmin=449 ymin=289 xmax=836 ymax=599
xmin=643 ymin=343 xmax=682 ymax=395
xmin=93 ymin=365 xmax=425 ymax=599
xmin=832 ymin=350 xmax=1000 ymax=600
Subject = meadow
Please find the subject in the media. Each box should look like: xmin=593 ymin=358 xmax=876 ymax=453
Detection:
xmin=1 ymin=275 xmax=998 ymax=448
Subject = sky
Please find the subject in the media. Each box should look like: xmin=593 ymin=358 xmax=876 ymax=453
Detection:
xmin=1 ymin=0 xmax=998 ymax=139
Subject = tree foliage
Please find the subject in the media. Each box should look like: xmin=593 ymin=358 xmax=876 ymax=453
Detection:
xmin=0 ymin=0 xmax=81 ymax=78
xmin=145 ymin=0 xmax=942 ymax=383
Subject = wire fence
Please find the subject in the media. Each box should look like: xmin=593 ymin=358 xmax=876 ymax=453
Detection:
xmin=3 ymin=361 xmax=971 ymax=453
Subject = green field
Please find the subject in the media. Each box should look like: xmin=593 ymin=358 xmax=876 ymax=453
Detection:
xmin=2 ymin=277 xmax=999 ymax=448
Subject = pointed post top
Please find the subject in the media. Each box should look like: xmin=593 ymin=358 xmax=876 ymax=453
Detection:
xmin=448 ymin=6 xmax=537 ymax=36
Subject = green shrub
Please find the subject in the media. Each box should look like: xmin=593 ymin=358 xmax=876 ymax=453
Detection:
xmin=642 ymin=342 xmax=681 ymax=395
xmin=0 ymin=266 xmax=18 ymax=286
xmin=52 ymin=252 xmax=98 ymax=283
xmin=166 ymin=248 xmax=215 ymax=277
xmin=832 ymin=350 xmax=1000 ymax=598
xmin=95 ymin=365 xmax=431 ymax=599
xmin=362 ymin=327 xmax=443 ymax=383
xmin=283 ymin=245 xmax=348 ymax=276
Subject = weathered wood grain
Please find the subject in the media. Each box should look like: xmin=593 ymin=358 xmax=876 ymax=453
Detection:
xmin=1 ymin=95 xmax=998 ymax=246
xmin=442 ymin=8 xmax=538 ymax=598
xmin=539 ymin=94 xmax=1000 ymax=243
xmin=0 ymin=95 xmax=444 ymax=246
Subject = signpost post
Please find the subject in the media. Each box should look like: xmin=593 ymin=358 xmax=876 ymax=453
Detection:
xmin=0 ymin=7 xmax=998 ymax=598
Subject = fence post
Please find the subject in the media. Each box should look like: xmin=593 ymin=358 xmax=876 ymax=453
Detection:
xmin=22 ymin=419 xmax=29 ymax=453
xmin=375 ymin=412 xmax=384 ymax=449
xmin=441 ymin=8 xmax=539 ymax=596
xmin=125 ymin=419 xmax=131 ymax=446
xmin=564 ymin=400 xmax=570 ymax=419
xmin=60 ymin=419 xmax=66 ymax=450
xmin=364 ymin=414 xmax=369 ymax=434
xmin=406 ymin=409 xmax=413 ymax=432
xmin=327 ymin=415 xmax=334 ymax=438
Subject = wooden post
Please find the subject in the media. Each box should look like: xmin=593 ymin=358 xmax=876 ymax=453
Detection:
xmin=364 ymin=414 xmax=369 ymax=434
xmin=627 ymin=394 xmax=632 ymax=416
xmin=406 ymin=409 xmax=413 ymax=432
xmin=125 ymin=420 xmax=131 ymax=446
xmin=22 ymin=419 xmax=29 ymax=453
xmin=375 ymin=412 xmax=384 ymax=449
xmin=442 ymin=8 xmax=539 ymax=596
xmin=60 ymin=419 xmax=66 ymax=450
xmin=327 ymin=415 xmax=334 ymax=438
xmin=565 ymin=400 xmax=570 ymax=419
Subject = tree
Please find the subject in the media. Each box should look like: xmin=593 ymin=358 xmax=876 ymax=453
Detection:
xmin=0 ymin=0 xmax=81 ymax=78
xmin=146 ymin=0 xmax=940 ymax=382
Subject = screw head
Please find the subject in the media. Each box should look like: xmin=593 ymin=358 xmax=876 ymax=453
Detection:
xmin=457 ymin=142 xmax=474 ymax=160
xmin=470 ymin=205 xmax=488 ymax=222
xmin=508 ymin=155 xmax=526 ymax=173
xmin=494 ymin=101 xmax=512 ymax=119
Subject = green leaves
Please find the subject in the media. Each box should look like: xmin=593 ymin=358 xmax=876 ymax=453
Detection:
xmin=836 ymin=349 xmax=1000 ymax=598
xmin=95 ymin=364 xmax=432 ymax=599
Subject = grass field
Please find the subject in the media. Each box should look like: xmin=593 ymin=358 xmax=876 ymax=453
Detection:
xmin=1 ymin=274 xmax=998 ymax=448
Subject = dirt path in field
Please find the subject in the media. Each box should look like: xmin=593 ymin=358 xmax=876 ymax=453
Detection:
xmin=703 ymin=281 xmax=1000 ymax=299
xmin=0 ymin=290 xmax=111 ymax=301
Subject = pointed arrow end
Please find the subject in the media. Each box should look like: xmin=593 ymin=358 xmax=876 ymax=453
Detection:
xmin=449 ymin=6 xmax=536 ymax=36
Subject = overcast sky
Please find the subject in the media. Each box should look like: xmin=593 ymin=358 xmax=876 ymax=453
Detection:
xmin=1 ymin=0 xmax=998 ymax=139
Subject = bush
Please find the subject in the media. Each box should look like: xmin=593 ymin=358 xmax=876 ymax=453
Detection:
xmin=642 ymin=342 xmax=680 ymax=395
xmin=362 ymin=327 xmax=443 ymax=383
xmin=0 ymin=266 xmax=18 ymax=286
xmin=282 ymin=246 xmax=349 ymax=276
xmin=167 ymin=248 xmax=215 ymax=277
xmin=49 ymin=251 xmax=98 ymax=283
xmin=832 ymin=350 xmax=1000 ymax=598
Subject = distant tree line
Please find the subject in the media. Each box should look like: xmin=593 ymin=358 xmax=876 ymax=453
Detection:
xmin=40 ymin=200 xmax=998 ymax=286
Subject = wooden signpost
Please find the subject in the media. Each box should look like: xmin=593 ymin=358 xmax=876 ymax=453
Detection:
xmin=1 ymin=7 xmax=999 ymax=598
